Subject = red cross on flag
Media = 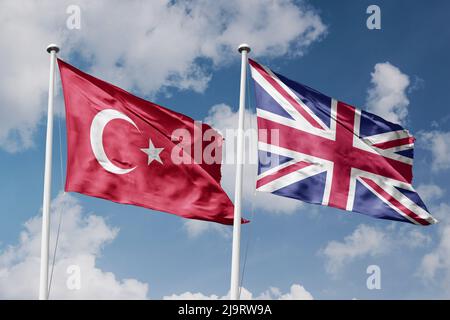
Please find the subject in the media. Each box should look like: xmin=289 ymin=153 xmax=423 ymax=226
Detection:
xmin=250 ymin=59 xmax=436 ymax=225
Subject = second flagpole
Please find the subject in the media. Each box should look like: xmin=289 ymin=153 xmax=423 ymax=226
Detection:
xmin=230 ymin=43 xmax=251 ymax=300
xmin=39 ymin=44 xmax=59 ymax=300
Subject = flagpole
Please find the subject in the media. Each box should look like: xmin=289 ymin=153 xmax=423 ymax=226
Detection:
xmin=230 ymin=43 xmax=251 ymax=300
xmin=39 ymin=44 xmax=59 ymax=300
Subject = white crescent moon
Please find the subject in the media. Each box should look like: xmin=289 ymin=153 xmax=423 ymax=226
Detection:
xmin=90 ymin=109 xmax=138 ymax=175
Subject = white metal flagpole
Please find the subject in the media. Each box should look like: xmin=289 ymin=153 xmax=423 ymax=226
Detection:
xmin=230 ymin=43 xmax=251 ymax=300
xmin=39 ymin=44 xmax=60 ymax=300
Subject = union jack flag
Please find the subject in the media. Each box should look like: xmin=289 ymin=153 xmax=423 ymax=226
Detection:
xmin=249 ymin=59 xmax=437 ymax=225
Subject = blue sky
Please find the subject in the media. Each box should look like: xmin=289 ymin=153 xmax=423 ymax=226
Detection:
xmin=1 ymin=0 xmax=450 ymax=299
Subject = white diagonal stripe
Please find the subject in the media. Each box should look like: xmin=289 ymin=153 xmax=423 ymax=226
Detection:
xmin=258 ymin=142 xmax=333 ymax=205
xmin=362 ymin=129 xmax=412 ymax=145
xmin=256 ymin=108 xmax=335 ymax=140
xmin=257 ymin=158 xmax=300 ymax=179
xmin=260 ymin=64 xmax=330 ymax=131
xmin=357 ymin=177 xmax=421 ymax=225
xmin=353 ymin=169 xmax=437 ymax=224
xmin=257 ymin=163 xmax=327 ymax=193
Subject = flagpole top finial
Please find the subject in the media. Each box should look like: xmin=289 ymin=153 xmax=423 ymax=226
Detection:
xmin=46 ymin=44 xmax=60 ymax=54
xmin=238 ymin=43 xmax=251 ymax=53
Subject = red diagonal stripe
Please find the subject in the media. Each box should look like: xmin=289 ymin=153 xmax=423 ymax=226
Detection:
xmin=249 ymin=59 xmax=324 ymax=130
xmin=257 ymin=161 xmax=312 ymax=189
xmin=361 ymin=177 xmax=430 ymax=225
xmin=372 ymin=137 xmax=415 ymax=150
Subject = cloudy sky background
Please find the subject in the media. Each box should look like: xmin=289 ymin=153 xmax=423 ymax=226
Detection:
xmin=1 ymin=0 xmax=450 ymax=299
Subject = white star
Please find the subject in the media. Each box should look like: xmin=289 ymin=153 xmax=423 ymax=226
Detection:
xmin=140 ymin=139 xmax=164 ymax=165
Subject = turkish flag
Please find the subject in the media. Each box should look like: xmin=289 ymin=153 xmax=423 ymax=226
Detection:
xmin=58 ymin=59 xmax=237 ymax=225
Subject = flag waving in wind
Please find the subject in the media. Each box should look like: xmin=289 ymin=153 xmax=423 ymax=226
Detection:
xmin=249 ymin=59 xmax=436 ymax=225
xmin=58 ymin=59 xmax=236 ymax=225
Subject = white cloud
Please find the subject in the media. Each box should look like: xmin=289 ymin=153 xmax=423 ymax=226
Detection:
xmin=416 ymin=184 xmax=444 ymax=203
xmin=429 ymin=202 xmax=450 ymax=223
xmin=402 ymin=228 xmax=432 ymax=249
xmin=0 ymin=193 xmax=148 ymax=299
xmin=418 ymin=203 xmax=450 ymax=295
xmin=183 ymin=219 xmax=231 ymax=239
xmin=321 ymin=224 xmax=431 ymax=276
xmin=321 ymin=224 xmax=388 ymax=275
xmin=418 ymin=131 xmax=450 ymax=171
xmin=0 ymin=1 xmax=66 ymax=152
xmin=0 ymin=0 xmax=326 ymax=152
xmin=258 ymin=284 xmax=313 ymax=300
xmin=163 ymin=283 xmax=313 ymax=300
xmin=164 ymin=291 xmax=221 ymax=300
xmin=366 ymin=62 xmax=411 ymax=124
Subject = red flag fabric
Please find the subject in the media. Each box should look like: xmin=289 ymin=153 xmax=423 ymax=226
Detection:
xmin=58 ymin=59 xmax=236 ymax=225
